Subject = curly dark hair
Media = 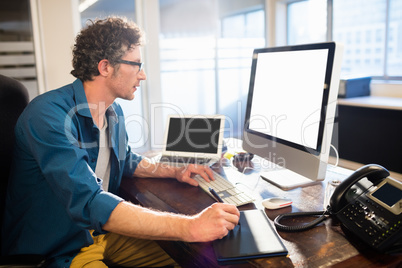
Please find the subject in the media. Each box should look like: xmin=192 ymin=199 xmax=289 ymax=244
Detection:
xmin=71 ymin=17 xmax=144 ymax=81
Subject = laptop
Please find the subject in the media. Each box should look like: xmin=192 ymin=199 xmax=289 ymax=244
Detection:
xmin=159 ymin=115 xmax=225 ymax=166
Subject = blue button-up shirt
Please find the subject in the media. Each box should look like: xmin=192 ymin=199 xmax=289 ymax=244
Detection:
xmin=1 ymin=79 xmax=142 ymax=267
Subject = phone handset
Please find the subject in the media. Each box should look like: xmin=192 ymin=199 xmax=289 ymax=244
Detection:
xmin=274 ymin=164 xmax=390 ymax=232
xmin=328 ymin=164 xmax=390 ymax=213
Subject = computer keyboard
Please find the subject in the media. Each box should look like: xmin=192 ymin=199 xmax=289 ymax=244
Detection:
xmin=193 ymin=170 xmax=255 ymax=206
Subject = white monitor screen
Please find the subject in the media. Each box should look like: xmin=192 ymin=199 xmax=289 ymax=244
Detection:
xmin=247 ymin=48 xmax=329 ymax=153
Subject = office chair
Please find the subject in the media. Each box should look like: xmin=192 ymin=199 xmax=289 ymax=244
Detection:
xmin=0 ymin=75 xmax=46 ymax=267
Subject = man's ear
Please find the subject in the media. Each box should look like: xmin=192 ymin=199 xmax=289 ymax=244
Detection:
xmin=98 ymin=59 xmax=112 ymax=77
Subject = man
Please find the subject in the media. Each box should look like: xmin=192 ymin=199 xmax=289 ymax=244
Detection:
xmin=2 ymin=17 xmax=240 ymax=267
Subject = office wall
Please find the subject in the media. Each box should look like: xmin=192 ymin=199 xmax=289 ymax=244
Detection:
xmin=34 ymin=0 xmax=80 ymax=92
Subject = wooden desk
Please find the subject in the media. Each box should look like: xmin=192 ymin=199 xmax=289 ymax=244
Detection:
xmin=119 ymin=159 xmax=402 ymax=267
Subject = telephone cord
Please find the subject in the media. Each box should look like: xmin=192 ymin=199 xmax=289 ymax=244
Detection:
xmin=274 ymin=210 xmax=331 ymax=232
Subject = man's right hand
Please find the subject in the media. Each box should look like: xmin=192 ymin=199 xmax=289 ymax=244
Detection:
xmin=103 ymin=201 xmax=240 ymax=243
xmin=186 ymin=203 xmax=240 ymax=242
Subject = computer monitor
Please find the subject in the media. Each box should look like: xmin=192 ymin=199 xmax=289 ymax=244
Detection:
xmin=242 ymin=42 xmax=343 ymax=190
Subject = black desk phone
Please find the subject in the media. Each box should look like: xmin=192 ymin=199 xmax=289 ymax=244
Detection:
xmin=274 ymin=164 xmax=402 ymax=253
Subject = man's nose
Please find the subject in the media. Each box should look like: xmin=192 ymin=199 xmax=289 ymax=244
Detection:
xmin=138 ymin=69 xmax=146 ymax=80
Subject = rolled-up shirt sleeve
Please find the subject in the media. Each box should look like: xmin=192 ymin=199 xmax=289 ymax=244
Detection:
xmin=89 ymin=191 xmax=123 ymax=233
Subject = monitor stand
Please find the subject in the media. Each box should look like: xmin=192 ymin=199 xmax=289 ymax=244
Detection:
xmin=260 ymin=168 xmax=321 ymax=191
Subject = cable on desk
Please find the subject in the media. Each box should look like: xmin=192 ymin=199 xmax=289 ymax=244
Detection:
xmin=234 ymin=166 xmax=260 ymax=192
xmin=330 ymin=144 xmax=339 ymax=167
xmin=274 ymin=210 xmax=330 ymax=232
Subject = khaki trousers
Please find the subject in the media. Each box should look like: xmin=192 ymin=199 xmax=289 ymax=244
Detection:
xmin=70 ymin=231 xmax=178 ymax=267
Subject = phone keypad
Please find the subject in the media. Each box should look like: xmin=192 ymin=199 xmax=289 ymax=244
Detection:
xmin=339 ymin=199 xmax=401 ymax=251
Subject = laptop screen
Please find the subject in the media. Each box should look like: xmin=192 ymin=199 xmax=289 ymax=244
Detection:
xmin=165 ymin=116 xmax=224 ymax=154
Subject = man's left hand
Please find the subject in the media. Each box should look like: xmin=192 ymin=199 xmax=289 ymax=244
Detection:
xmin=175 ymin=164 xmax=214 ymax=186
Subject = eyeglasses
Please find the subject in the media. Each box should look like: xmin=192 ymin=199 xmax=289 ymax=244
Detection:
xmin=116 ymin=59 xmax=144 ymax=72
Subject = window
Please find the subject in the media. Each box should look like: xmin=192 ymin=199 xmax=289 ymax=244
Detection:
xmin=287 ymin=0 xmax=327 ymax=45
xmin=79 ymin=0 xmax=136 ymax=26
xmin=218 ymin=9 xmax=265 ymax=138
xmin=287 ymin=0 xmax=402 ymax=80
xmin=159 ymin=0 xmax=265 ymax=139
xmin=333 ymin=0 xmax=387 ymax=76
xmin=387 ymin=0 xmax=402 ymax=76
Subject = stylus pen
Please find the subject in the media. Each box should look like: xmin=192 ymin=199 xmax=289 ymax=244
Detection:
xmin=209 ymin=187 xmax=240 ymax=226
xmin=209 ymin=187 xmax=224 ymax=203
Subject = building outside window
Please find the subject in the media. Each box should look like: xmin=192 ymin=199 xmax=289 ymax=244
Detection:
xmin=287 ymin=0 xmax=402 ymax=80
